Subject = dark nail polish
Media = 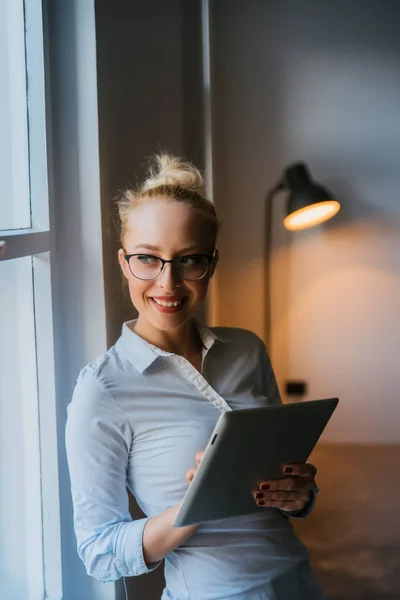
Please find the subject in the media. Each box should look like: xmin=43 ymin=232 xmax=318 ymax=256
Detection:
xmin=255 ymin=492 xmax=263 ymax=499
xmin=258 ymin=500 xmax=265 ymax=506
xmin=260 ymin=484 xmax=270 ymax=491
xmin=284 ymin=467 xmax=293 ymax=474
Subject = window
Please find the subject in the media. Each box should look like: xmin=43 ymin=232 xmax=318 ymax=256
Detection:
xmin=0 ymin=1 xmax=62 ymax=599
xmin=0 ymin=0 xmax=30 ymax=230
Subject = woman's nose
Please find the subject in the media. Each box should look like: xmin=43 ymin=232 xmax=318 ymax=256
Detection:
xmin=157 ymin=262 xmax=181 ymax=289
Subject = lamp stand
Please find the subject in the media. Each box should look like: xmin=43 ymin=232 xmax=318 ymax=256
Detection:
xmin=264 ymin=182 xmax=285 ymax=351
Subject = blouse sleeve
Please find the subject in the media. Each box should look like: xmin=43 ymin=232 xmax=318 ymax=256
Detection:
xmin=258 ymin=337 xmax=282 ymax=407
xmin=258 ymin=337 xmax=318 ymax=520
xmin=65 ymin=368 xmax=161 ymax=582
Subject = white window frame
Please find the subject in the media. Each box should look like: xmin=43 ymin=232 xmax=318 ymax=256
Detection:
xmin=0 ymin=0 xmax=62 ymax=598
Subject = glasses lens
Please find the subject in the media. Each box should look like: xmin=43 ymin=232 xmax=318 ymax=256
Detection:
xmin=129 ymin=255 xmax=162 ymax=280
xmin=176 ymin=256 xmax=209 ymax=280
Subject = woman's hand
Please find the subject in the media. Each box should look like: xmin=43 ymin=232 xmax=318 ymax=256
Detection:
xmin=252 ymin=463 xmax=317 ymax=513
xmin=186 ymin=453 xmax=317 ymax=514
xmin=186 ymin=451 xmax=205 ymax=483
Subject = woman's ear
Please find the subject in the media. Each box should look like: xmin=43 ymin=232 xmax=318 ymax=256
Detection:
xmin=209 ymin=248 xmax=219 ymax=278
xmin=118 ymin=248 xmax=131 ymax=280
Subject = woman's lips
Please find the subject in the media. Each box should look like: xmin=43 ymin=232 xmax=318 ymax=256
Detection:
xmin=149 ymin=296 xmax=187 ymax=314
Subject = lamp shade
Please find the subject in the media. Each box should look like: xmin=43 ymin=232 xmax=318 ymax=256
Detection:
xmin=282 ymin=163 xmax=340 ymax=231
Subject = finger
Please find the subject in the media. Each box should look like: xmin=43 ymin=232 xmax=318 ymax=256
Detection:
xmin=195 ymin=450 xmax=205 ymax=466
xmin=254 ymin=490 xmax=293 ymax=501
xmin=258 ymin=477 xmax=316 ymax=492
xmin=259 ymin=478 xmax=296 ymax=492
xmin=281 ymin=494 xmax=312 ymax=512
xmin=254 ymin=490 xmax=311 ymax=503
xmin=255 ymin=493 xmax=311 ymax=511
xmin=186 ymin=467 xmax=197 ymax=482
xmin=282 ymin=463 xmax=317 ymax=477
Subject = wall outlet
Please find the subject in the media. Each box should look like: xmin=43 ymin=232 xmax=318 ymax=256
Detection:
xmin=285 ymin=380 xmax=307 ymax=397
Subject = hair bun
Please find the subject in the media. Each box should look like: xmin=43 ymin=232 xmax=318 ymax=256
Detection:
xmin=117 ymin=152 xmax=219 ymax=245
xmin=142 ymin=153 xmax=206 ymax=198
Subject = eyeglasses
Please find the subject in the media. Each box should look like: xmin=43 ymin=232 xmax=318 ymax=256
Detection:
xmin=124 ymin=252 xmax=216 ymax=281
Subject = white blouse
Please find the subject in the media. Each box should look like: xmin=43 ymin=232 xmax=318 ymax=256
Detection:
xmin=66 ymin=319 xmax=325 ymax=600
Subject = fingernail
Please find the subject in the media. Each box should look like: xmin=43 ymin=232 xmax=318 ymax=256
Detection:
xmin=284 ymin=467 xmax=293 ymax=474
xmin=255 ymin=492 xmax=263 ymax=499
xmin=260 ymin=484 xmax=270 ymax=491
xmin=257 ymin=500 xmax=265 ymax=506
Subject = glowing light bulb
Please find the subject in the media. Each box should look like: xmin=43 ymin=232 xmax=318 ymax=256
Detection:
xmin=283 ymin=200 xmax=340 ymax=231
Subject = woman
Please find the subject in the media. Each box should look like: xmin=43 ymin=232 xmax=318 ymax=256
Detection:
xmin=66 ymin=154 xmax=325 ymax=599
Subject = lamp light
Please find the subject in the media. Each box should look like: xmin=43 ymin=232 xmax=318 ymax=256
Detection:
xmin=264 ymin=162 xmax=340 ymax=345
xmin=282 ymin=163 xmax=340 ymax=231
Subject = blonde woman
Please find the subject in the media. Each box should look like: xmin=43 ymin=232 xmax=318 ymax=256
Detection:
xmin=66 ymin=155 xmax=326 ymax=599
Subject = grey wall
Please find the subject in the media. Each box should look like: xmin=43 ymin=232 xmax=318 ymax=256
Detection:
xmin=210 ymin=0 xmax=400 ymax=443
xmin=95 ymin=0 xmax=205 ymax=347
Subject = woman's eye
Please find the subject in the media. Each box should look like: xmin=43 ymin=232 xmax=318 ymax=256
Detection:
xmin=136 ymin=255 xmax=158 ymax=265
xmin=179 ymin=255 xmax=201 ymax=266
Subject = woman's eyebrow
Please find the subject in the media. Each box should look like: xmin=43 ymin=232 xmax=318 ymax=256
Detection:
xmin=133 ymin=243 xmax=199 ymax=253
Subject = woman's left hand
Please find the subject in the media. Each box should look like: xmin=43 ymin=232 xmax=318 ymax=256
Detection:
xmin=187 ymin=454 xmax=317 ymax=514
xmin=252 ymin=463 xmax=317 ymax=513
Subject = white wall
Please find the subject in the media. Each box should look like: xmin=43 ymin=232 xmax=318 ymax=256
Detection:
xmin=211 ymin=0 xmax=400 ymax=443
xmin=47 ymin=1 xmax=112 ymax=599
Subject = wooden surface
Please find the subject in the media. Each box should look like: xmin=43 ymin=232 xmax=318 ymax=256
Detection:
xmin=294 ymin=444 xmax=400 ymax=600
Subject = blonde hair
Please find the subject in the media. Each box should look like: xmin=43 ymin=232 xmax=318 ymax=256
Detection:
xmin=116 ymin=153 xmax=220 ymax=245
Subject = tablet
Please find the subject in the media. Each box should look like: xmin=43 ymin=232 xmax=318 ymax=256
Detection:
xmin=173 ymin=397 xmax=338 ymax=527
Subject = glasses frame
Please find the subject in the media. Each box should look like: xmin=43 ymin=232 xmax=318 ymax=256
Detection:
xmin=124 ymin=251 xmax=216 ymax=281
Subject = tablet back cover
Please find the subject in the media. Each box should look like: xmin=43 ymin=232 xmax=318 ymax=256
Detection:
xmin=174 ymin=397 xmax=338 ymax=527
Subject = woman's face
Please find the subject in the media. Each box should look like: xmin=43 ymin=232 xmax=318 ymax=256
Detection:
xmin=118 ymin=199 xmax=218 ymax=332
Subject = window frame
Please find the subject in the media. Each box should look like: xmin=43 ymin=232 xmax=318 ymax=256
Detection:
xmin=0 ymin=0 xmax=62 ymax=598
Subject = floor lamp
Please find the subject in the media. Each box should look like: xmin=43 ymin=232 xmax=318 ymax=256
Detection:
xmin=264 ymin=162 xmax=340 ymax=349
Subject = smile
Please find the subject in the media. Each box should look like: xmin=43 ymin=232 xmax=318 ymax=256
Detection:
xmin=152 ymin=298 xmax=184 ymax=307
xmin=149 ymin=297 xmax=187 ymax=313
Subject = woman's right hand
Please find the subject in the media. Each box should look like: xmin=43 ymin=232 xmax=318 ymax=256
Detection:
xmin=186 ymin=450 xmax=205 ymax=483
xmin=142 ymin=452 xmax=206 ymax=565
